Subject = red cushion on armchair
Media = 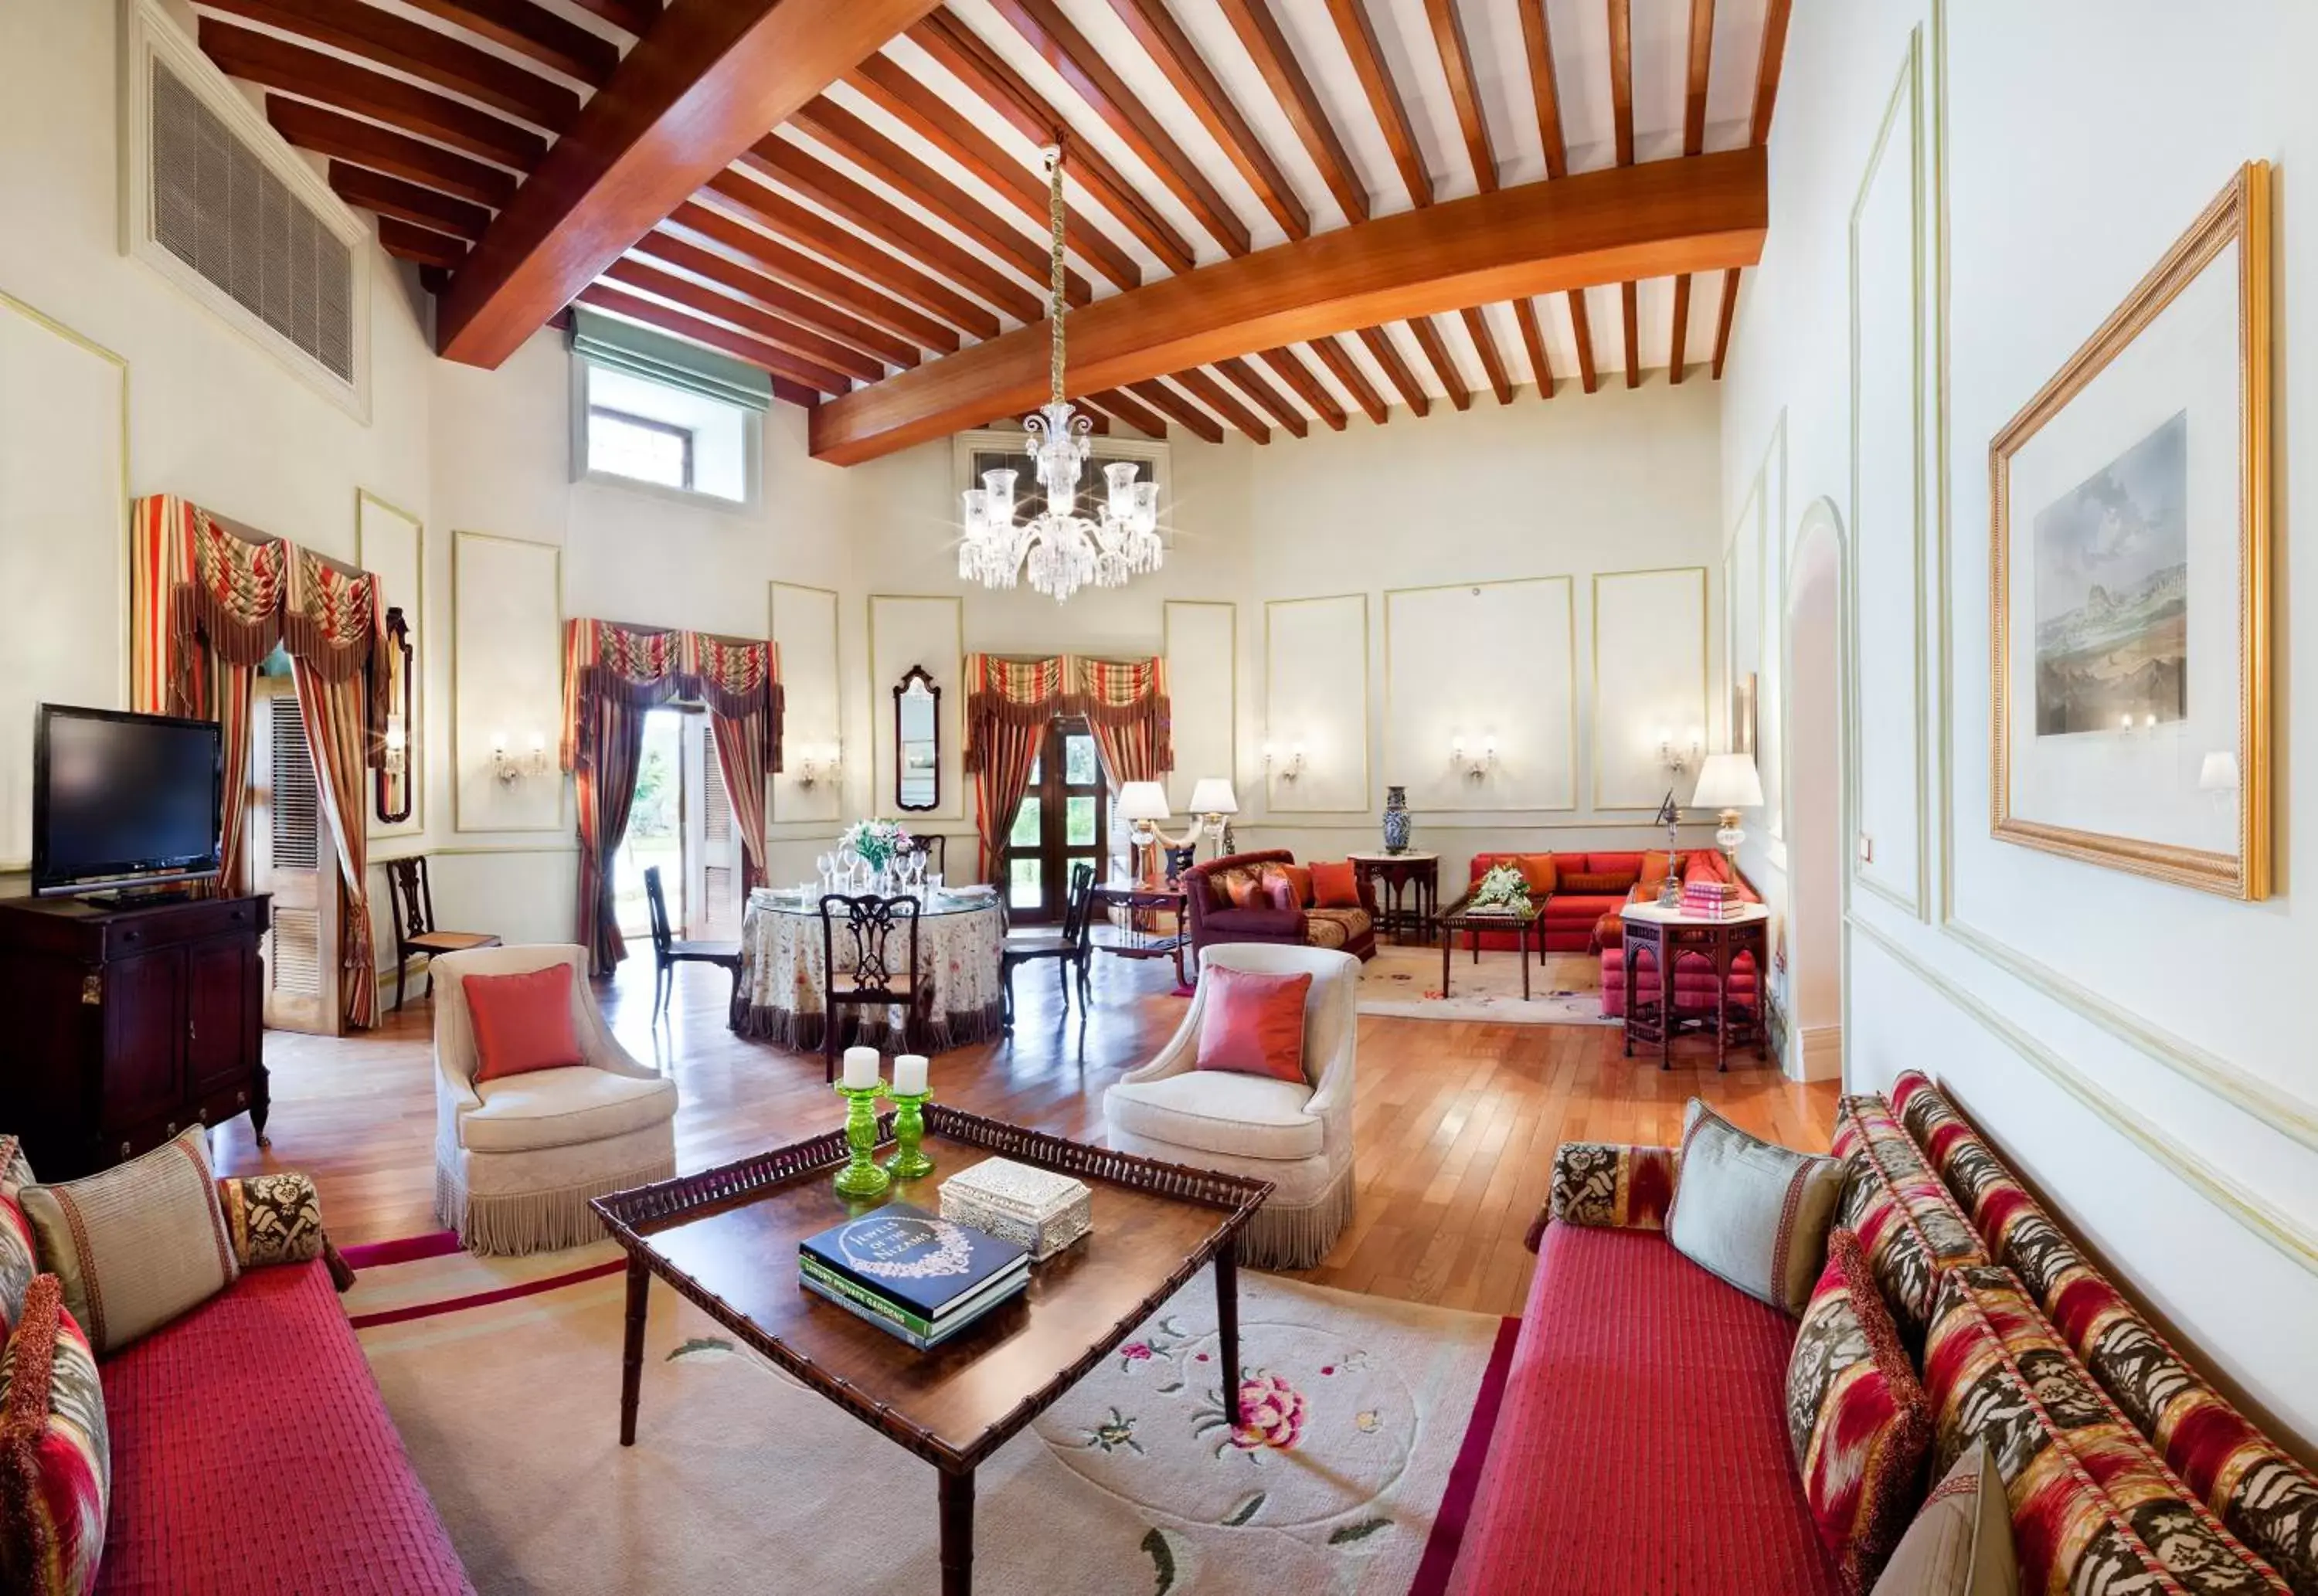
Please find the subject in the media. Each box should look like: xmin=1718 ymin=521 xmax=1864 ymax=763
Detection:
xmin=1195 ymin=967 xmax=1312 ymax=1082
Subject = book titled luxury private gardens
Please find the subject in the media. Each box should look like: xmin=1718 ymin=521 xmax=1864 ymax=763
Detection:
xmin=798 ymin=1204 xmax=1030 ymax=1350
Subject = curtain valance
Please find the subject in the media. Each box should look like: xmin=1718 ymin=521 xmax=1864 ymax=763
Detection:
xmin=559 ymin=619 xmax=784 ymax=773
xmin=961 ymin=653 xmax=1172 ymax=775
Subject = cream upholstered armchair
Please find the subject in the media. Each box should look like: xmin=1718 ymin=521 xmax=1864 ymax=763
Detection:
xmin=1103 ymin=943 xmax=1358 ymax=1269
xmin=431 ymin=944 xmax=678 ymax=1255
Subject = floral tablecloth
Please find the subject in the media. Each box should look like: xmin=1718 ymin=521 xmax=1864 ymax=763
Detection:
xmin=730 ymin=890 xmax=1006 ymax=1052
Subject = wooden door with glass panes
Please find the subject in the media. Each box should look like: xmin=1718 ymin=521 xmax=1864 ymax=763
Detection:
xmin=1001 ymin=717 xmax=1107 ymax=924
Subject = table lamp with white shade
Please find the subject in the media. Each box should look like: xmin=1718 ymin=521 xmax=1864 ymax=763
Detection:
xmin=1116 ymin=778 xmax=1238 ymax=880
xmin=1692 ymin=752 xmax=1765 ymax=861
xmin=1116 ymin=781 xmax=1176 ymax=881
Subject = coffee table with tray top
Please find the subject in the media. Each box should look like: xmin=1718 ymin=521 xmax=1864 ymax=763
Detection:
xmin=1433 ymin=889 xmax=1544 ymax=1000
xmin=592 ymin=1108 xmax=1273 ymax=1594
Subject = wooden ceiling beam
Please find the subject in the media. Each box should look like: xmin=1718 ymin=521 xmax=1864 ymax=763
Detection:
xmin=1324 ymin=0 xmax=1429 ymax=208
xmin=267 ymin=100 xmax=516 ymax=210
xmin=631 ymin=230 xmax=915 ymax=370
xmin=1357 ymin=326 xmax=1429 ymax=417
xmin=1256 ymin=347 xmax=1348 ymax=430
xmin=1086 ymin=386 xmax=1171 ymax=438
xmin=1711 ymin=0 xmax=1793 ymax=382
xmin=1407 ymin=315 xmax=1470 ymax=410
xmin=1309 ymin=334 xmax=1388 ymax=424
xmin=563 ymin=0 xmax=658 ymax=38
xmin=330 ymin=162 xmax=490 ymax=240
xmin=1711 ymin=267 xmax=1740 ymax=378
xmin=983 ymin=0 xmax=1252 ymax=256
xmin=1425 ymin=0 xmax=1497 ymax=193
xmin=1103 ymin=0 xmax=1307 ymax=240
xmin=1513 ymin=297 xmax=1554 ymax=394
xmin=1124 ymin=379 xmax=1225 ymax=444
xmin=788 ymin=97 xmax=1092 ymax=304
xmin=846 ymin=55 xmax=1141 ymax=290
xmin=576 ymin=284 xmax=828 ymax=406
xmin=1461 ymin=307 xmax=1514 ymax=404
xmin=396 ymin=0 xmax=618 ymax=86
xmin=695 ymin=175 xmax=992 ymax=342
xmin=1214 ymin=356 xmax=1309 ymax=438
xmin=600 ymin=258 xmax=866 ymax=389
xmin=1517 ymin=0 xmax=1593 ymax=392
xmin=810 ymin=150 xmax=1766 ymax=460
xmin=1170 ymin=368 xmax=1271 ymax=443
xmin=435 ymin=0 xmax=943 ymax=367
xmin=1671 ymin=0 xmax=1715 ymax=384
xmin=1609 ymin=0 xmax=1640 ymax=389
xmin=378 ymin=217 xmax=467 ymax=270
xmin=668 ymin=199 xmax=954 ymax=355
xmin=199 ymin=21 xmax=544 ymax=171
xmin=1215 ymin=0 xmax=1368 ymax=226
xmin=907 ymin=15 xmax=1196 ymax=274
xmin=743 ymin=138 xmax=1047 ymax=323
xmin=196 ymin=0 xmax=577 ymax=130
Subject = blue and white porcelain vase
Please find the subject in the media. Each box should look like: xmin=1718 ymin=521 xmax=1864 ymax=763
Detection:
xmin=1381 ymin=786 xmax=1411 ymax=854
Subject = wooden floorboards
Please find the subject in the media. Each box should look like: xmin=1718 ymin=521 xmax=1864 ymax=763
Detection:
xmin=216 ymin=949 xmax=1837 ymax=1319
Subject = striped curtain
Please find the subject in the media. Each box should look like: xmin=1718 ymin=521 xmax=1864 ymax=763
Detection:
xmin=286 ymin=548 xmax=385 ymax=1030
xmin=1072 ymin=655 xmax=1171 ymax=788
xmin=961 ymin=653 xmax=1171 ymax=881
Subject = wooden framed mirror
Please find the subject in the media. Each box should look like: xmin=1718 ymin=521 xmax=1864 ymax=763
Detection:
xmin=893 ymin=664 xmax=940 ymax=812
xmin=375 ymin=606 xmax=414 ymax=823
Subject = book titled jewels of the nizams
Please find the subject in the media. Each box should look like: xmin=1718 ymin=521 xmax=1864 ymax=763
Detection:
xmin=797 ymin=1204 xmax=1028 ymax=1348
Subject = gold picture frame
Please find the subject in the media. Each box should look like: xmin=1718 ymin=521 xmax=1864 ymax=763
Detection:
xmin=1989 ymin=161 xmax=2270 ymax=898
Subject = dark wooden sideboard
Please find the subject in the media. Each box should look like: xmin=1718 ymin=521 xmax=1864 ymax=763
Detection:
xmin=0 ymin=893 xmax=270 ymax=1180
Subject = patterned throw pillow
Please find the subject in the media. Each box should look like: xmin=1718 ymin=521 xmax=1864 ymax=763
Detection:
xmin=216 ymin=1173 xmax=328 ymax=1269
xmin=1541 ymin=1140 xmax=1678 ymax=1234
xmin=1869 ymin=1440 xmax=2019 ymax=1596
xmin=0 ymin=1275 xmax=108 ymax=1596
xmin=18 ymin=1128 xmax=239 ymax=1357
xmin=0 ymin=1198 xmax=32 ymax=1348
xmin=1220 ymin=868 xmax=1266 ymax=910
xmin=1664 ymin=1099 xmax=1846 ymax=1316
xmin=1895 ymin=1072 xmax=2318 ymax=1595
xmin=1831 ymin=1094 xmax=1989 ymax=1345
xmin=0 ymin=1139 xmax=30 ymax=1200
xmin=1922 ymin=1265 xmax=2289 ymax=1595
xmin=1787 ymin=1229 xmax=1933 ymax=1592
xmin=1558 ymin=870 xmax=1639 ymax=895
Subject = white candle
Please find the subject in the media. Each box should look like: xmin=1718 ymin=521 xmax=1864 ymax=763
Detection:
xmin=892 ymin=1054 xmax=929 ymax=1096
xmin=841 ymin=1046 xmax=882 ymax=1092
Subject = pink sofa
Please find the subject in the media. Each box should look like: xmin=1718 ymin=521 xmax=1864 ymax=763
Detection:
xmin=1596 ymin=850 xmax=1762 ymax=1020
xmin=1465 ymin=851 xmax=1664 ymax=953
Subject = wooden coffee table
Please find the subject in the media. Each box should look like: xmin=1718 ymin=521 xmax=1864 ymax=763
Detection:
xmin=1435 ymin=890 xmax=1542 ymax=1000
xmin=592 ymin=1109 xmax=1273 ymax=1594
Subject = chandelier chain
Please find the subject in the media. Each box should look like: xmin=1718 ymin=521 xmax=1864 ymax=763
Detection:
xmin=1046 ymin=140 xmax=1066 ymax=407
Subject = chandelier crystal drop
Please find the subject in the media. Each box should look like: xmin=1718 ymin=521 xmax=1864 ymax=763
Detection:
xmin=958 ymin=141 xmax=1161 ymax=604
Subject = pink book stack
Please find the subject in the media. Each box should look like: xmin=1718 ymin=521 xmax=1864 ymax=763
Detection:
xmin=1679 ymin=878 xmax=1747 ymax=920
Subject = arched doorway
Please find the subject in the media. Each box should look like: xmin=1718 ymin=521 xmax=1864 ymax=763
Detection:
xmin=1782 ymin=498 xmax=1846 ymax=1082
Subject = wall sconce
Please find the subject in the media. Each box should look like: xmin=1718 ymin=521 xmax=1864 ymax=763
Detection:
xmin=383 ymin=715 xmax=408 ymax=776
xmin=1263 ymin=740 xmax=1306 ymax=783
xmin=1450 ymin=735 xmax=1497 ymax=781
xmin=1658 ymin=725 xmax=1703 ymax=776
xmin=2119 ymin=712 xmax=2160 ymax=735
xmin=373 ymin=605 xmax=413 ymax=824
xmin=794 ymin=743 xmax=841 ymax=790
xmin=491 ymin=729 xmax=549 ymax=786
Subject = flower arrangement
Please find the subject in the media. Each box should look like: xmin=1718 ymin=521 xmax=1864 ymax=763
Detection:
xmin=1468 ymin=863 xmax=1535 ymax=915
xmin=840 ymin=818 xmax=913 ymax=870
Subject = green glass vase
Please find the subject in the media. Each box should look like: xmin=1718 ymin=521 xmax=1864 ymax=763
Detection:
xmin=832 ymin=1082 xmax=891 ymax=1200
xmin=882 ymin=1091 xmax=934 ymax=1181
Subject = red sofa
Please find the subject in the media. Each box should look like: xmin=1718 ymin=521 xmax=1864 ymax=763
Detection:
xmin=96 ymin=1258 xmax=472 ymax=1594
xmin=1182 ymin=849 xmax=1378 ymax=964
xmin=1596 ymin=849 xmax=1762 ymax=1020
xmin=1464 ymin=850 xmax=1671 ymax=953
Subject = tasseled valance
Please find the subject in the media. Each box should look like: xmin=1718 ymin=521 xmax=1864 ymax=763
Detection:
xmin=961 ymin=653 xmax=1171 ymax=775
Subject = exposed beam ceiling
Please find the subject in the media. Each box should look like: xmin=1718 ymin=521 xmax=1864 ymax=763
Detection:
xmin=811 ymin=149 xmax=1767 ymax=462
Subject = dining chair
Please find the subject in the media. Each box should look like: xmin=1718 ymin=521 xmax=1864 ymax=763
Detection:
xmin=901 ymin=833 xmax=946 ymax=878
xmin=1000 ymin=861 xmax=1096 ymax=1028
xmin=384 ymin=856 xmax=501 ymax=1012
xmin=817 ymin=893 xmax=933 ymax=1082
xmin=643 ymin=866 xmax=743 ymax=1021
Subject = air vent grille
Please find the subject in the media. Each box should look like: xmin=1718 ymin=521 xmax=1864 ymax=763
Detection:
xmin=150 ymin=59 xmax=354 ymax=382
xmin=270 ymin=908 xmax=322 ymax=997
xmin=269 ymin=695 xmax=320 ymax=871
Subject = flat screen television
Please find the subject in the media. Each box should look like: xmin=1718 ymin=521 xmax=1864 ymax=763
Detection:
xmin=32 ymin=705 xmax=224 ymax=898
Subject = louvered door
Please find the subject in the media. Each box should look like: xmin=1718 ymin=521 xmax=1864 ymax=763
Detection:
xmin=697 ymin=734 xmax=741 ymax=941
xmin=248 ymin=681 xmax=341 ymax=1034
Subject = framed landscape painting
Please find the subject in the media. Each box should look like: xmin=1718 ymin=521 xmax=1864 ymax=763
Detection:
xmin=1990 ymin=161 xmax=2271 ymax=899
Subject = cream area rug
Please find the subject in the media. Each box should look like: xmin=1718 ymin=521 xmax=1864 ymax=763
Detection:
xmin=1356 ymin=944 xmax=1613 ymax=1026
xmin=345 ymin=1234 xmax=1517 ymax=1596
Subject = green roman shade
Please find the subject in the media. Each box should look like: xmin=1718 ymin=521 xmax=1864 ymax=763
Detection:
xmin=569 ymin=306 xmax=772 ymax=413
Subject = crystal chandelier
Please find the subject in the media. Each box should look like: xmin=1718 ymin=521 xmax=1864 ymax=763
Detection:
xmin=959 ymin=141 xmax=1161 ymax=603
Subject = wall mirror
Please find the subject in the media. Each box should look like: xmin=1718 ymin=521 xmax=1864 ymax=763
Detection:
xmin=375 ymin=605 xmax=415 ymax=823
xmin=893 ymin=664 xmax=940 ymax=812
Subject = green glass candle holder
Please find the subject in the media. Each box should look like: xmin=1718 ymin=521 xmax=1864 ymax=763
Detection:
xmin=832 ymin=1082 xmax=891 ymax=1200
xmin=882 ymin=1090 xmax=934 ymax=1181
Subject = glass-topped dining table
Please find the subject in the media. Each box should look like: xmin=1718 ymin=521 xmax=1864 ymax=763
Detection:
xmin=729 ymin=885 xmax=1008 ymax=1051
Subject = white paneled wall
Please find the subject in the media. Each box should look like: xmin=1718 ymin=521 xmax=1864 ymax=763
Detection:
xmin=450 ymin=531 xmax=563 ymax=834
xmin=1263 ymin=595 xmax=1369 ymax=813
xmin=769 ymin=581 xmax=841 ymax=827
xmin=1590 ymin=568 xmax=1709 ymax=811
xmin=866 ymin=594 xmax=963 ymax=823
xmin=1162 ymin=600 xmax=1235 ymax=811
xmin=1383 ymin=579 xmax=1575 ymax=811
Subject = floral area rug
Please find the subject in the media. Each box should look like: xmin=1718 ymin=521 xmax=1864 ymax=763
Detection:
xmin=1356 ymin=944 xmax=1613 ymax=1026
xmin=344 ymin=1234 xmax=1515 ymax=1595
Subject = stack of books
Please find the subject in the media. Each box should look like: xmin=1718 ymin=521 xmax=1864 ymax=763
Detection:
xmin=1680 ymin=878 xmax=1749 ymax=920
xmin=799 ymin=1204 xmax=1028 ymax=1351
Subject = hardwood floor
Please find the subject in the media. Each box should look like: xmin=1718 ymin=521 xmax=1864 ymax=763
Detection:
xmin=214 ymin=946 xmax=1837 ymax=1319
